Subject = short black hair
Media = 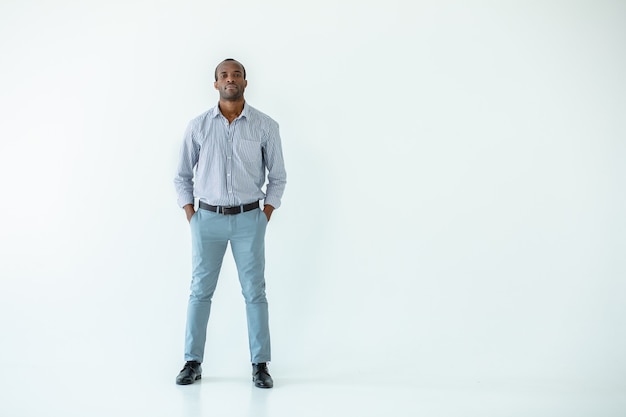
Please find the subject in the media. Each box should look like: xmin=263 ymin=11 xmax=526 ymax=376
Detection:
xmin=214 ymin=58 xmax=246 ymax=81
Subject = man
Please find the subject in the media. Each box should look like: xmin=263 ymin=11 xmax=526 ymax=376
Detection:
xmin=173 ymin=58 xmax=287 ymax=388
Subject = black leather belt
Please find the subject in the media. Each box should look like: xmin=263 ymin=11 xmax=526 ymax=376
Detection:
xmin=199 ymin=201 xmax=259 ymax=215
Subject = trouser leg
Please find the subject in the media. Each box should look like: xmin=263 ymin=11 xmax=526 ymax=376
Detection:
xmin=185 ymin=210 xmax=228 ymax=363
xmin=230 ymin=208 xmax=271 ymax=363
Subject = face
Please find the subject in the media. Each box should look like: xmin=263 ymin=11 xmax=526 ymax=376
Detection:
xmin=214 ymin=61 xmax=247 ymax=101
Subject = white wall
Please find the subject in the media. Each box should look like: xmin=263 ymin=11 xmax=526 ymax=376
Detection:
xmin=1 ymin=0 xmax=625 ymax=392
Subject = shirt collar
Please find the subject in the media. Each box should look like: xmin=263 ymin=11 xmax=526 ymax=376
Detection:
xmin=211 ymin=101 xmax=248 ymax=120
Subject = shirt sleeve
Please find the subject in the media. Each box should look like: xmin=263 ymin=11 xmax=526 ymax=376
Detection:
xmin=173 ymin=121 xmax=200 ymax=208
xmin=262 ymin=121 xmax=287 ymax=209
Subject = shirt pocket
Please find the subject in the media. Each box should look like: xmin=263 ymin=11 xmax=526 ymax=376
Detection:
xmin=235 ymin=138 xmax=263 ymax=163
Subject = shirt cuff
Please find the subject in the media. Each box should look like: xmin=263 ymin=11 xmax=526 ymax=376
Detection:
xmin=263 ymin=196 xmax=281 ymax=209
xmin=177 ymin=195 xmax=194 ymax=208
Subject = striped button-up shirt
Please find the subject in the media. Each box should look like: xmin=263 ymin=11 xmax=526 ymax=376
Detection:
xmin=174 ymin=103 xmax=287 ymax=209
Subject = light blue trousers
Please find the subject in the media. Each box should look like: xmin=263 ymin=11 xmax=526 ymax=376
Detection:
xmin=185 ymin=207 xmax=270 ymax=364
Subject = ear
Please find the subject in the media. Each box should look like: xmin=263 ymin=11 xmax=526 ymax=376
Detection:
xmin=244 ymin=80 xmax=248 ymax=88
xmin=214 ymin=81 xmax=219 ymax=90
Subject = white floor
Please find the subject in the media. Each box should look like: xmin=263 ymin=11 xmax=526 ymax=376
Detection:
xmin=2 ymin=266 xmax=625 ymax=417
xmin=2 ymin=358 xmax=624 ymax=417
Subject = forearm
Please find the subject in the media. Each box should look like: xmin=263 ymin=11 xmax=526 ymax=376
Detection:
xmin=264 ymin=157 xmax=286 ymax=208
xmin=174 ymin=121 xmax=199 ymax=207
xmin=262 ymin=122 xmax=286 ymax=209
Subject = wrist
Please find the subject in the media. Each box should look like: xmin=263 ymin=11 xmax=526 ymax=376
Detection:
xmin=184 ymin=204 xmax=195 ymax=214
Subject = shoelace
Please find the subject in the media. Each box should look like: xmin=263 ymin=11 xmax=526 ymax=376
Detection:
xmin=182 ymin=361 xmax=199 ymax=372
xmin=254 ymin=364 xmax=270 ymax=376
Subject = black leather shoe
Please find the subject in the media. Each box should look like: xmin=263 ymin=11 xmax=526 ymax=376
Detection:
xmin=176 ymin=361 xmax=202 ymax=385
xmin=252 ymin=363 xmax=273 ymax=388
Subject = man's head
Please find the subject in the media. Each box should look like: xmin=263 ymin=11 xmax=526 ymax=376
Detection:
xmin=214 ymin=58 xmax=246 ymax=81
xmin=214 ymin=59 xmax=247 ymax=101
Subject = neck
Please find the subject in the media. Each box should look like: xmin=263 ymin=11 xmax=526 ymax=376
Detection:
xmin=219 ymin=99 xmax=245 ymax=123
